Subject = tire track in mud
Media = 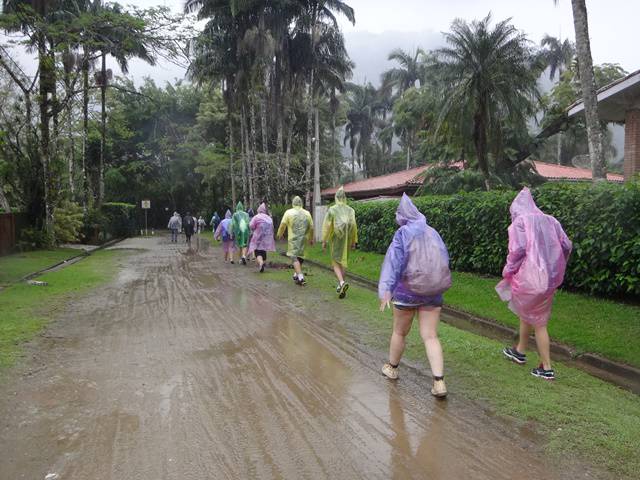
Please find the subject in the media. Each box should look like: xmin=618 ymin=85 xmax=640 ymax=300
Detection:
xmin=0 ymin=236 xmax=607 ymax=480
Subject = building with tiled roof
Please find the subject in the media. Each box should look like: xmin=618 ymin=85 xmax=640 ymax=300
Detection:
xmin=321 ymin=161 xmax=624 ymax=200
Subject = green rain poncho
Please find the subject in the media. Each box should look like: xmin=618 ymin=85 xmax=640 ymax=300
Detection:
xmin=277 ymin=196 xmax=313 ymax=258
xmin=232 ymin=201 xmax=251 ymax=248
xmin=322 ymin=187 xmax=358 ymax=267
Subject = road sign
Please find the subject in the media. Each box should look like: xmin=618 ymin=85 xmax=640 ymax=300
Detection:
xmin=141 ymin=200 xmax=151 ymax=209
xmin=141 ymin=200 xmax=151 ymax=236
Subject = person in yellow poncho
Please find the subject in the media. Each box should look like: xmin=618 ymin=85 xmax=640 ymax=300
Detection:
xmin=277 ymin=196 xmax=314 ymax=286
xmin=322 ymin=187 xmax=358 ymax=298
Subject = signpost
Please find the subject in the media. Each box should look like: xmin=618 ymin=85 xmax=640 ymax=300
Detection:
xmin=141 ymin=200 xmax=151 ymax=236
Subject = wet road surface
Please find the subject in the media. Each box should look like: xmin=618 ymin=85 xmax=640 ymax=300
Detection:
xmin=0 ymin=237 xmax=602 ymax=479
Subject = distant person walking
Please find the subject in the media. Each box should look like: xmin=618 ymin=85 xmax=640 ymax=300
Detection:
xmin=378 ymin=194 xmax=452 ymax=398
xmin=232 ymin=202 xmax=251 ymax=264
xmin=497 ymin=188 xmax=572 ymax=381
xmin=322 ymin=187 xmax=358 ymax=299
xmin=277 ymin=196 xmax=313 ymax=286
xmin=197 ymin=216 xmax=206 ymax=234
xmin=210 ymin=211 xmax=221 ymax=233
xmin=214 ymin=210 xmax=236 ymax=263
xmin=182 ymin=212 xmax=196 ymax=246
xmin=248 ymin=203 xmax=276 ymax=273
xmin=168 ymin=212 xmax=181 ymax=243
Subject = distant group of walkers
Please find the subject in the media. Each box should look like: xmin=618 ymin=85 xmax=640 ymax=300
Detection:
xmin=167 ymin=212 xmax=208 ymax=245
xmin=167 ymin=185 xmax=571 ymax=398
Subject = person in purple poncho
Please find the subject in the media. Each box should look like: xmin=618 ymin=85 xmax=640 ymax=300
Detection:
xmin=378 ymin=194 xmax=452 ymax=398
xmin=248 ymin=203 xmax=276 ymax=273
xmin=214 ymin=210 xmax=236 ymax=264
xmin=497 ymin=188 xmax=572 ymax=381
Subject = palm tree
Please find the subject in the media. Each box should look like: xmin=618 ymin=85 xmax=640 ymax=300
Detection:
xmin=382 ymin=47 xmax=425 ymax=93
xmin=556 ymin=0 xmax=606 ymax=179
xmin=343 ymin=82 xmax=378 ymax=178
xmin=433 ymin=14 xmax=540 ymax=189
xmin=540 ymin=34 xmax=575 ymax=164
xmin=91 ymin=2 xmax=156 ymax=205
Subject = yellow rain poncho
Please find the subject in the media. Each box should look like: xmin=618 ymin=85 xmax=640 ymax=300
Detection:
xmin=322 ymin=187 xmax=358 ymax=267
xmin=277 ymin=196 xmax=313 ymax=258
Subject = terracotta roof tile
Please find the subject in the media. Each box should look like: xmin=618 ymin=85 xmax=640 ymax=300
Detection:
xmin=321 ymin=161 xmax=624 ymax=198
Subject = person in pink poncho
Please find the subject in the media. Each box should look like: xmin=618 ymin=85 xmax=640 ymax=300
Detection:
xmin=378 ymin=194 xmax=452 ymax=398
xmin=497 ymin=188 xmax=572 ymax=381
xmin=214 ymin=210 xmax=236 ymax=263
xmin=248 ymin=203 xmax=276 ymax=273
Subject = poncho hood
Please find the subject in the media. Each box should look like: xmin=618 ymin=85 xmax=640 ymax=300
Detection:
xmin=213 ymin=212 xmax=220 ymax=219
xmin=334 ymin=187 xmax=347 ymax=205
xmin=292 ymin=196 xmax=303 ymax=208
xmin=257 ymin=203 xmax=267 ymax=214
xmin=224 ymin=209 xmax=232 ymax=219
xmin=236 ymin=201 xmax=245 ymax=212
xmin=510 ymin=187 xmax=543 ymax=221
xmin=395 ymin=193 xmax=426 ymax=226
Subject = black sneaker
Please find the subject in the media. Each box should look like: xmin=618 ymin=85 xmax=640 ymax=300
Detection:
xmin=230 ymin=260 xmax=235 ymax=264
xmin=338 ymin=282 xmax=349 ymax=299
xmin=298 ymin=277 xmax=307 ymax=286
xmin=241 ymin=256 xmax=247 ymax=265
xmin=531 ymin=364 xmax=555 ymax=380
xmin=259 ymin=264 xmax=265 ymax=273
xmin=503 ymin=346 xmax=527 ymax=365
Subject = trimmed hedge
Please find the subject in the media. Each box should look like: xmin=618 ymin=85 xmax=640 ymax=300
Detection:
xmin=83 ymin=202 xmax=136 ymax=243
xmin=353 ymin=182 xmax=640 ymax=298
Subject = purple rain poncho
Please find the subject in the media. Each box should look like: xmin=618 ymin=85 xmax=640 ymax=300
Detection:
xmin=378 ymin=194 xmax=452 ymax=304
xmin=495 ymin=188 xmax=572 ymax=327
xmin=214 ymin=210 xmax=236 ymax=254
xmin=248 ymin=203 xmax=276 ymax=255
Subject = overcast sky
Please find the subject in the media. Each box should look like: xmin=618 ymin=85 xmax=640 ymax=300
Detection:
xmin=5 ymin=0 xmax=639 ymax=85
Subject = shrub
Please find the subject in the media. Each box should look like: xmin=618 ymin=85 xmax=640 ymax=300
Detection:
xmin=53 ymin=201 xmax=84 ymax=243
xmin=18 ymin=227 xmax=54 ymax=250
xmin=82 ymin=202 xmax=136 ymax=243
xmin=352 ymin=182 xmax=640 ymax=298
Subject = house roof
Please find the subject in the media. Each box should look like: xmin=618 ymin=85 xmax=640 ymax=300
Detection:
xmin=568 ymin=69 xmax=640 ymax=122
xmin=321 ymin=161 xmax=623 ymax=199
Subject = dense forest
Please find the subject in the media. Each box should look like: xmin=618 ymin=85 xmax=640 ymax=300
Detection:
xmin=0 ymin=1 xmax=628 ymax=243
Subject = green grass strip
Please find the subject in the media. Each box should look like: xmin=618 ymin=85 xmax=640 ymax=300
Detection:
xmin=0 ymin=248 xmax=81 ymax=286
xmin=0 ymin=249 xmax=126 ymax=369
xmin=267 ymin=263 xmax=640 ymax=478
xmin=302 ymin=243 xmax=640 ymax=368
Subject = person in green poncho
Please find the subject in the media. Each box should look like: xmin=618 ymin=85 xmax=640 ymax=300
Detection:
xmin=232 ymin=201 xmax=251 ymax=265
xmin=322 ymin=187 xmax=358 ymax=298
xmin=277 ymin=196 xmax=314 ymax=285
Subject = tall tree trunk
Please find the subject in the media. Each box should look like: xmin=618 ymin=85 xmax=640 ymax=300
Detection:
xmin=571 ymin=0 xmax=606 ymax=179
xmin=81 ymin=47 xmax=90 ymax=211
xmin=331 ymin=112 xmax=338 ymax=184
xmin=473 ymin=107 xmax=491 ymax=191
xmin=557 ymin=133 xmax=562 ymax=164
xmin=351 ymin=148 xmax=355 ymax=180
xmin=305 ymin=74 xmax=314 ymax=207
xmin=98 ymin=52 xmax=107 ymax=205
xmin=284 ymin=116 xmax=294 ymax=205
xmin=249 ymin=103 xmax=258 ymax=207
xmin=38 ymin=36 xmax=53 ymax=235
xmin=64 ymin=57 xmax=75 ymax=197
xmin=260 ymin=95 xmax=270 ymax=201
xmin=405 ymin=134 xmax=411 ymax=170
xmin=50 ymin=44 xmax=59 ymax=161
xmin=240 ymin=109 xmax=248 ymax=205
xmin=228 ymin=111 xmax=236 ymax=206
xmin=313 ymin=107 xmax=321 ymax=217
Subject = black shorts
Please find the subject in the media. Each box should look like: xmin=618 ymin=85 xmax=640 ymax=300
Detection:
xmin=296 ymin=257 xmax=304 ymax=264
xmin=255 ymin=250 xmax=267 ymax=260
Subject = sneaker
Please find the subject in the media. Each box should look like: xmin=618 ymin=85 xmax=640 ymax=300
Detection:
xmin=259 ymin=264 xmax=265 ymax=273
xmin=336 ymin=284 xmax=341 ymax=294
xmin=230 ymin=260 xmax=235 ymax=264
xmin=382 ymin=363 xmax=398 ymax=380
xmin=338 ymin=282 xmax=349 ymax=299
xmin=531 ymin=364 xmax=555 ymax=380
xmin=298 ymin=276 xmax=307 ymax=286
xmin=503 ymin=346 xmax=527 ymax=365
xmin=431 ymin=379 xmax=448 ymax=398
xmin=241 ymin=256 xmax=247 ymax=265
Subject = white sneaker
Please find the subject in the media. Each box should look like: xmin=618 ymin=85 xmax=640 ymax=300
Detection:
xmin=431 ymin=379 xmax=447 ymax=398
xmin=382 ymin=363 xmax=399 ymax=380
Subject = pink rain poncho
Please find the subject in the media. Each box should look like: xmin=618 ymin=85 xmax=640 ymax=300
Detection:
xmin=379 ymin=194 xmax=452 ymax=304
xmin=496 ymin=188 xmax=572 ymax=326
xmin=214 ymin=210 xmax=236 ymax=253
xmin=248 ymin=203 xmax=276 ymax=255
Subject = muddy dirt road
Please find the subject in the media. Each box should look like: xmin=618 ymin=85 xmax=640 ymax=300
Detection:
xmin=0 ymin=237 xmax=599 ymax=479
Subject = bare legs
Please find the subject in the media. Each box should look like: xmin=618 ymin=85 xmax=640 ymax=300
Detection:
xmin=514 ymin=319 xmax=552 ymax=370
xmin=332 ymin=261 xmax=345 ymax=284
xmin=388 ymin=306 xmax=443 ymax=377
xmin=257 ymin=254 xmax=264 ymax=268
xmin=292 ymin=258 xmax=302 ymax=277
